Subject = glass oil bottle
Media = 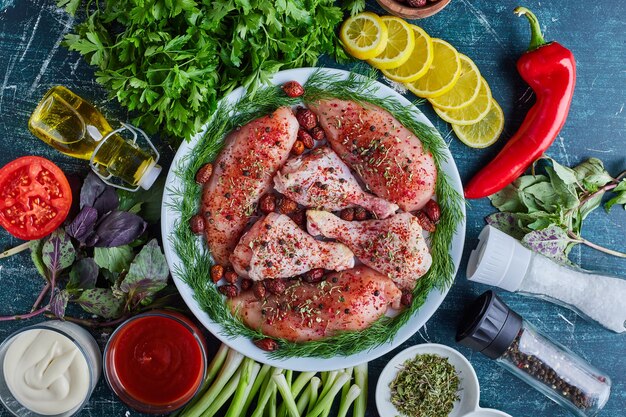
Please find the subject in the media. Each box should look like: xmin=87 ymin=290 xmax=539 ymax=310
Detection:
xmin=28 ymin=86 xmax=161 ymax=190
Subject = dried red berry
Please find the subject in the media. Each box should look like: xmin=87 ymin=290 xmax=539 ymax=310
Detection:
xmin=218 ymin=284 xmax=239 ymax=298
xmin=295 ymin=107 xmax=317 ymax=130
xmin=423 ymin=199 xmax=441 ymax=224
xmin=310 ymin=126 xmax=325 ymax=141
xmin=241 ymin=278 xmax=253 ymax=291
xmin=298 ymin=129 xmax=315 ymax=149
xmin=303 ymin=268 xmax=325 ymax=283
xmin=195 ymin=163 xmax=213 ymax=184
xmin=211 ymin=264 xmax=225 ymax=283
xmin=259 ymin=194 xmax=276 ymax=214
xmin=264 ymin=279 xmax=286 ymax=295
xmin=253 ymin=281 xmax=266 ymax=300
xmin=291 ymin=140 xmax=305 ymax=155
xmin=189 ymin=214 xmax=205 ymax=234
xmin=340 ymin=208 xmax=355 ymax=221
xmin=277 ymin=197 xmax=298 ymax=215
xmin=281 ymin=81 xmax=305 ymax=98
xmin=414 ymin=210 xmax=436 ymax=233
xmin=224 ymin=270 xmax=239 ymax=284
xmin=401 ymin=290 xmax=413 ymax=306
xmin=254 ymin=338 xmax=279 ymax=352
xmin=354 ymin=207 xmax=369 ymax=221
xmin=289 ymin=210 xmax=306 ymax=229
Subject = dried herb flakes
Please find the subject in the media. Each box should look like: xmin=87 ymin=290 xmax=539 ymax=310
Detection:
xmin=390 ymin=353 xmax=460 ymax=417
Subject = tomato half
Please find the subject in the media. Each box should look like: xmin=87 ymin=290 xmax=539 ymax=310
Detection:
xmin=0 ymin=156 xmax=72 ymax=240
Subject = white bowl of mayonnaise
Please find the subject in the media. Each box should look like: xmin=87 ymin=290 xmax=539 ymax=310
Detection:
xmin=0 ymin=321 xmax=101 ymax=417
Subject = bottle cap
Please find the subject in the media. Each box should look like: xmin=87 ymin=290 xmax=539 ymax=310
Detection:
xmin=138 ymin=161 xmax=162 ymax=190
xmin=466 ymin=225 xmax=532 ymax=292
xmin=456 ymin=290 xmax=522 ymax=359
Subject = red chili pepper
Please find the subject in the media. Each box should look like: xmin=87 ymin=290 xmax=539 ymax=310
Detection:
xmin=464 ymin=7 xmax=576 ymax=199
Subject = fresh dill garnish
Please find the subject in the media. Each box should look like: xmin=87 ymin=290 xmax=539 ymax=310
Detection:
xmin=389 ymin=353 xmax=461 ymax=417
xmin=166 ymin=68 xmax=464 ymax=358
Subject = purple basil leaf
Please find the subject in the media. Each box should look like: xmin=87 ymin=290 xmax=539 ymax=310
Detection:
xmin=93 ymin=187 xmax=119 ymax=216
xmin=76 ymin=288 xmax=125 ymax=319
xmin=521 ymin=225 xmax=576 ymax=265
xmin=66 ymin=207 xmax=98 ymax=243
xmin=92 ymin=211 xmax=147 ymax=247
xmin=67 ymin=258 xmax=99 ymax=290
xmin=121 ymin=239 xmax=169 ymax=306
xmin=80 ymin=172 xmax=119 ymax=215
xmin=80 ymin=172 xmax=107 ymax=209
xmin=42 ymin=229 xmax=75 ymax=274
xmin=50 ymin=289 xmax=69 ymax=319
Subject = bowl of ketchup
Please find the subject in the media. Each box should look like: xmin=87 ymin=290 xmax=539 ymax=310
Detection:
xmin=104 ymin=310 xmax=207 ymax=414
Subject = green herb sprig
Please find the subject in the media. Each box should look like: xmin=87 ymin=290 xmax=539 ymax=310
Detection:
xmin=488 ymin=157 xmax=626 ymax=263
xmin=389 ymin=354 xmax=460 ymax=417
xmin=167 ymin=68 xmax=464 ymax=358
xmin=58 ymin=0 xmax=358 ymax=144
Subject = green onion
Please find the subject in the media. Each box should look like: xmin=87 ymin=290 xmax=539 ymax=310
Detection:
xmin=195 ymin=364 xmax=243 ymax=417
xmin=268 ymin=383 xmax=278 ymax=417
xmin=205 ymin=343 xmax=230 ymax=387
xmin=296 ymin=386 xmax=311 ymax=415
xmin=251 ymin=368 xmax=282 ymax=417
xmin=339 ymin=367 xmax=354 ymax=413
xmin=307 ymin=372 xmax=350 ymax=417
xmin=307 ymin=377 xmax=321 ymax=415
xmin=224 ymin=359 xmax=260 ymax=417
xmin=273 ymin=374 xmax=300 ymax=417
xmin=337 ymin=385 xmax=361 ymax=417
xmin=241 ymin=363 xmax=272 ymax=415
xmin=176 ymin=344 xmax=230 ymax=416
xmin=278 ymin=371 xmax=316 ymax=417
xmin=181 ymin=348 xmax=243 ymax=417
xmin=353 ymin=363 xmax=368 ymax=417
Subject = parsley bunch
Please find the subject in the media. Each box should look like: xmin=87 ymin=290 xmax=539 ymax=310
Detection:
xmin=58 ymin=0 xmax=364 ymax=143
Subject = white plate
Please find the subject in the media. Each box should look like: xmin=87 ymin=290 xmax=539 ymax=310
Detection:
xmin=161 ymin=67 xmax=466 ymax=372
xmin=376 ymin=344 xmax=511 ymax=417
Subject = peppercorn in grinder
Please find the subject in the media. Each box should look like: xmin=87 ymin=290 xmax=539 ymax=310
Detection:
xmin=456 ymin=291 xmax=610 ymax=417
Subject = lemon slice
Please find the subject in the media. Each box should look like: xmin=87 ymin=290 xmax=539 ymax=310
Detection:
xmin=429 ymin=54 xmax=481 ymax=111
xmin=406 ymin=38 xmax=461 ymax=98
xmin=381 ymin=25 xmax=433 ymax=83
xmin=452 ymin=99 xmax=504 ymax=148
xmin=433 ymin=77 xmax=493 ymax=125
xmin=367 ymin=16 xmax=415 ymax=70
xmin=340 ymin=12 xmax=389 ymax=60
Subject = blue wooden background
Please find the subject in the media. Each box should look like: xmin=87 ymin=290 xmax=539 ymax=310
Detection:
xmin=0 ymin=0 xmax=625 ymax=416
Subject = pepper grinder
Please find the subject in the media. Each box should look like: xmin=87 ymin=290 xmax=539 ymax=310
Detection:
xmin=457 ymin=291 xmax=611 ymax=417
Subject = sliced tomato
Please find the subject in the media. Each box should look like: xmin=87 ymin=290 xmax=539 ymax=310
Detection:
xmin=0 ymin=156 xmax=72 ymax=240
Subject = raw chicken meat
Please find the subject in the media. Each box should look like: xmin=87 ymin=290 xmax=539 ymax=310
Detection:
xmin=274 ymin=147 xmax=399 ymax=219
xmin=306 ymin=210 xmax=432 ymax=290
xmin=201 ymin=107 xmax=298 ymax=265
xmin=230 ymin=212 xmax=355 ymax=281
xmin=229 ymin=265 xmax=402 ymax=342
xmin=309 ymin=99 xmax=437 ymax=211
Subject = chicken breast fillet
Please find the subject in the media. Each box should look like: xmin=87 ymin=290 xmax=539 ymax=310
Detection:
xmin=307 ymin=210 xmax=432 ymax=290
xmin=202 ymin=107 xmax=298 ymax=265
xmin=274 ymin=146 xmax=399 ymax=219
xmin=230 ymin=212 xmax=354 ymax=281
xmin=229 ymin=265 xmax=402 ymax=342
xmin=309 ymin=99 xmax=437 ymax=211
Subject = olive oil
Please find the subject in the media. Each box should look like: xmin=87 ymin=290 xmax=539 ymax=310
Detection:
xmin=28 ymin=86 xmax=160 ymax=189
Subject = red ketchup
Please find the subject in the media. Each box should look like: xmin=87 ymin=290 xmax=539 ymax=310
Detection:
xmin=104 ymin=311 xmax=207 ymax=414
